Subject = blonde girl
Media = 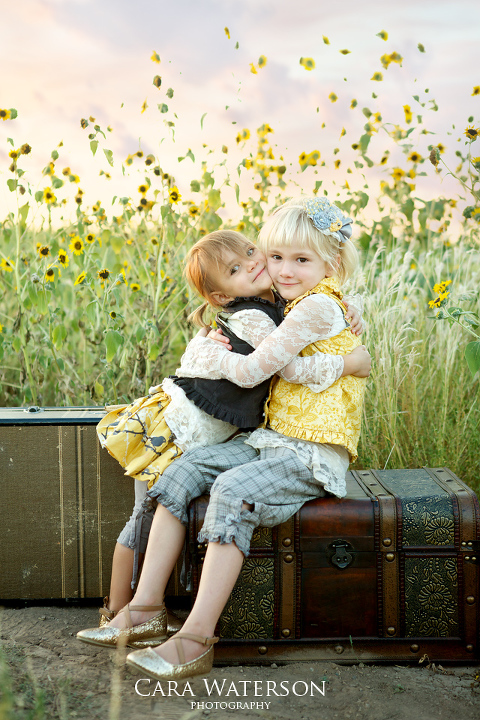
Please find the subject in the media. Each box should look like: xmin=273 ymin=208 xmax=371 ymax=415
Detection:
xmin=87 ymin=227 xmax=367 ymax=627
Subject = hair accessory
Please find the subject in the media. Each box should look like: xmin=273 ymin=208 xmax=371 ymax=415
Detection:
xmin=303 ymin=197 xmax=353 ymax=243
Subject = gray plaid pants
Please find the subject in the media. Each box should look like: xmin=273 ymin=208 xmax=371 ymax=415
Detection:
xmin=146 ymin=435 xmax=326 ymax=556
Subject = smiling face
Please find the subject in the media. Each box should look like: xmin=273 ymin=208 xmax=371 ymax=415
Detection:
xmin=209 ymin=244 xmax=275 ymax=305
xmin=266 ymin=243 xmax=334 ymax=300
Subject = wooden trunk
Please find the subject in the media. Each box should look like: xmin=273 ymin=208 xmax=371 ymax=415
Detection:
xmin=188 ymin=468 xmax=480 ymax=663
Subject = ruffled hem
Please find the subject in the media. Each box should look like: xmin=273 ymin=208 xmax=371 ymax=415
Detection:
xmin=173 ymin=377 xmax=261 ymax=429
xmin=146 ymin=487 xmax=189 ymax=526
xmin=266 ymin=417 xmax=357 ymax=462
xmin=197 ymin=526 xmax=251 ymax=557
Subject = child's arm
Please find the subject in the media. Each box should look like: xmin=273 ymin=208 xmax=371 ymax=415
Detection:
xmin=177 ymin=294 xmax=370 ymax=389
xmin=218 ymin=309 xmax=365 ymax=392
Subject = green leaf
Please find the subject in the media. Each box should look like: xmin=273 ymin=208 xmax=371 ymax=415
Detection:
xmin=190 ymin=180 xmax=200 ymax=192
xmin=234 ymin=183 xmax=240 ymax=204
xmin=52 ymin=177 xmax=64 ymax=189
xmin=103 ymin=148 xmax=114 ymax=166
xmin=18 ymin=203 xmax=29 ymax=224
xmin=7 ymin=137 xmax=14 ymax=146
xmin=7 ymin=179 xmax=17 ymax=192
xmin=208 ymin=189 xmax=222 ymax=211
xmin=314 ymin=181 xmax=323 ymax=193
xmin=158 ymin=103 xmax=169 ymax=114
xmin=52 ymin=324 xmax=67 ymax=349
xmin=105 ymin=330 xmax=124 ymax=363
xmin=136 ymin=326 xmax=146 ymax=343
xmin=200 ymin=113 xmax=207 ymax=129
xmin=85 ymin=301 xmax=97 ymax=325
xmin=35 ymin=190 xmax=44 ymax=202
xmin=166 ymin=88 xmax=174 ymax=98
xmin=9 ymin=108 xmax=18 ymax=119
xmin=51 ymin=150 xmax=59 ymax=161
xmin=465 ymin=341 xmax=480 ymax=378
xmin=359 ymin=134 xmax=371 ymax=154
xmin=148 ymin=343 xmax=160 ymax=361
xmin=186 ymin=149 xmax=195 ymax=163
xmin=12 ymin=336 xmax=21 ymax=353
xmin=90 ymin=140 xmax=98 ymax=156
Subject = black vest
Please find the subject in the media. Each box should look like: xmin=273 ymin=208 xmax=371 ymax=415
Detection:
xmin=173 ymin=293 xmax=285 ymax=429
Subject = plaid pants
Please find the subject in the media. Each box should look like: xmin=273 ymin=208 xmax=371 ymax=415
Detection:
xmin=146 ymin=435 xmax=326 ymax=556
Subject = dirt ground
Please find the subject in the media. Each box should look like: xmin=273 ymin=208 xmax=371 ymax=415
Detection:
xmin=1 ymin=605 xmax=479 ymax=720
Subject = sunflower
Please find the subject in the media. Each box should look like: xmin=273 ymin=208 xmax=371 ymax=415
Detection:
xmin=45 ymin=268 xmax=55 ymax=283
xmin=74 ymin=271 xmax=86 ymax=286
xmin=58 ymin=251 xmax=69 ymax=267
xmin=0 ymin=258 xmax=14 ymax=272
xmin=299 ymin=57 xmax=315 ymax=71
xmin=0 ymin=109 xmax=11 ymax=121
xmin=168 ymin=186 xmax=181 ymax=204
xmin=109 ymin=311 xmax=117 ymax=319
xmin=130 ymin=282 xmax=140 ymax=292
xmin=38 ymin=245 xmax=50 ymax=258
xmin=433 ymin=279 xmax=452 ymax=294
xmin=464 ymin=126 xmax=480 ymax=141
xmin=371 ymin=72 xmax=383 ymax=81
xmin=473 ymin=86 xmax=480 ymax=96
xmin=236 ymin=128 xmax=251 ymax=144
xmin=350 ymin=99 xmax=358 ymax=109
xmin=75 ymin=194 xmax=83 ymax=205
xmin=136 ymin=151 xmax=144 ymax=158
xmin=391 ymin=167 xmax=405 ymax=182
xmin=97 ymin=268 xmax=110 ymax=281
xmin=188 ymin=205 xmax=200 ymax=218
xmin=43 ymin=188 xmax=56 ymax=204
xmin=9 ymin=149 xmax=19 ymax=161
xmin=236 ymin=221 xmax=246 ymax=231
xmin=85 ymin=233 xmax=96 ymax=244
xmin=151 ymin=51 xmax=161 ymax=63
xmin=125 ymin=155 xmax=134 ymax=166
xmin=258 ymin=55 xmax=267 ymax=68
xmin=329 ymin=92 xmax=338 ymax=103
xmin=379 ymin=155 xmax=389 ymax=165
xmin=376 ymin=30 xmax=388 ymax=41
xmin=138 ymin=184 xmax=148 ymax=194
xmin=403 ymin=105 xmax=413 ymax=124
xmin=145 ymin=154 xmax=155 ymax=166
xmin=69 ymin=236 xmax=85 ymax=255
xmin=334 ymin=159 xmax=341 ymax=168
xmin=408 ymin=151 xmax=421 ymax=163
xmin=62 ymin=167 xmax=71 ymax=176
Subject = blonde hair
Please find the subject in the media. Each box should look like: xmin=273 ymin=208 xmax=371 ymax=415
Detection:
xmin=184 ymin=230 xmax=253 ymax=327
xmin=258 ymin=196 xmax=358 ymax=285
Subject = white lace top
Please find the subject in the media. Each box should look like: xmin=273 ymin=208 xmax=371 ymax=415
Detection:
xmin=175 ymin=293 xmax=362 ymax=497
xmin=151 ymin=297 xmax=358 ymax=458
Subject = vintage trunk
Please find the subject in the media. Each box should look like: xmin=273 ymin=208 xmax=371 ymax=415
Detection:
xmin=0 ymin=406 xmax=187 ymax=601
xmin=188 ymin=468 xmax=480 ymax=663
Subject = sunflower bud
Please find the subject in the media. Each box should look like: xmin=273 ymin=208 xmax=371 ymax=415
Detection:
xmin=429 ymin=148 xmax=440 ymax=167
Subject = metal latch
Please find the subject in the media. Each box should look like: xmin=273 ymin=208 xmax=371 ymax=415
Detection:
xmin=461 ymin=540 xmax=480 ymax=564
xmin=327 ymin=540 xmax=354 ymax=570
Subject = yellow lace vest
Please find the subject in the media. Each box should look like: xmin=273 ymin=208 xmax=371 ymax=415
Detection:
xmin=264 ymin=277 xmax=367 ymax=462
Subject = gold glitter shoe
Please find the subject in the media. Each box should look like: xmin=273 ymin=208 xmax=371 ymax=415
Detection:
xmin=128 ymin=608 xmax=184 ymax=648
xmin=76 ymin=603 xmax=167 ymax=648
xmin=98 ymin=597 xmax=116 ymax=627
xmin=126 ymin=632 xmax=219 ymax=681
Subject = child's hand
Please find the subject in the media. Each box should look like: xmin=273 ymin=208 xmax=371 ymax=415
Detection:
xmin=344 ymin=301 xmax=363 ymax=335
xmin=207 ymin=326 xmax=232 ymax=351
xmin=341 ymin=345 xmax=371 ymax=378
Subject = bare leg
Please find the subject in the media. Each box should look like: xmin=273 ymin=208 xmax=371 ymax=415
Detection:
xmin=108 ymin=503 xmax=186 ymax=629
xmin=107 ymin=543 xmax=143 ymax=612
xmin=151 ymin=539 xmax=244 ymax=663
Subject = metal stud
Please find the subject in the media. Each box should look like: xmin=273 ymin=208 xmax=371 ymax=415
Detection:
xmin=466 ymin=596 xmax=475 ymax=605
xmin=466 ymin=644 xmax=474 ymax=652
xmin=282 ymin=537 xmax=292 ymax=547
xmin=284 ymin=554 xmax=294 ymax=563
xmin=386 ymin=553 xmax=395 ymax=562
xmin=383 ymin=538 xmax=392 ymax=547
xmin=334 ymin=645 xmax=344 ymax=654
xmin=281 ymin=628 xmax=291 ymax=637
xmin=258 ymin=646 xmax=267 ymax=655
xmin=387 ymin=626 xmax=396 ymax=636
xmin=410 ymin=644 xmax=419 ymax=653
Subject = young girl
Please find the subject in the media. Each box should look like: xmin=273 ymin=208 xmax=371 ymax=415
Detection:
xmin=90 ymin=227 xmax=367 ymax=629
xmin=76 ymin=195 xmax=369 ymax=680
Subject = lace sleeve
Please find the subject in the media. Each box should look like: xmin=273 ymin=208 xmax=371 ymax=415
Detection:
xmin=343 ymin=292 xmax=364 ymax=316
xmin=177 ymin=295 xmax=347 ymax=389
xmin=223 ymin=309 xmax=343 ymax=392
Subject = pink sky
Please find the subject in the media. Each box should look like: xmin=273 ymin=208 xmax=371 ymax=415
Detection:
xmin=1 ymin=0 xmax=479 ymax=223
